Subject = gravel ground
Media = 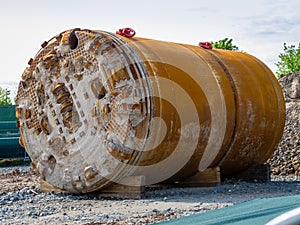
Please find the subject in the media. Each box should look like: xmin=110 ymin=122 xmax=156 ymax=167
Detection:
xmin=1 ymin=166 xmax=300 ymax=225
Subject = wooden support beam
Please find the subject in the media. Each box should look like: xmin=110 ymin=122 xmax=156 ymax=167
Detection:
xmin=96 ymin=176 xmax=146 ymax=199
xmin=40 ymin=176 xmax=146 ymax=199
xmin=177 ymin=167 xmax=221 ymax=187
xmin=40 ymin=178 xmax=67 ymax=193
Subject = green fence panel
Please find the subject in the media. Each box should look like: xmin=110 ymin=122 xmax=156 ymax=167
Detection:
xmin=0 ymin=105 xmax=17 ymax=121
xmin=0 ymin=137 xmax=25 ymax=158
xmin=0 ymin=121 xmax=18 ymax=132
xmin=0 ymin=105 xmax=26 ymax=158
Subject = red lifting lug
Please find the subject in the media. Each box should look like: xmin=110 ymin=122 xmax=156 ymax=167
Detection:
xmin=199 ymin=42 xmax=213 ymax=49
xmin=116 ymin=27 xmax=136 ymax=38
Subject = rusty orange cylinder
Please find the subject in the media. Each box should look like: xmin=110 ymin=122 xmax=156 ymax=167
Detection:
xmin=16 ymin=28 xmax=285 ymax=193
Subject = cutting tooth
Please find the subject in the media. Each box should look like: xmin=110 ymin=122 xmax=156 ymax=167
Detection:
xmin=40 ymin=117 xmax=51 ymax=135
xmin=60 ymin=102 xmax=73 ymax=113
xmin=53 ymin=83 xmax=65 ymax=95
xmin=57 ymin=92 xmax=70 ymax=103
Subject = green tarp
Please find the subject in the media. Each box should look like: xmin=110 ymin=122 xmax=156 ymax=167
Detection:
xmin=157 ymin=194 xmax=300 ymax=225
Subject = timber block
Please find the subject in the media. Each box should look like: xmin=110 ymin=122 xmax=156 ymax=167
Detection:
xmin=177 ymin=167 xmax=221 ymax=187
xmin=40 ymin=178 xmax=67 ymax=193
xmin=96 ymin=175 xmax=146 ymax=199
xmin=40 ymin=176 xmax=146 ymax=199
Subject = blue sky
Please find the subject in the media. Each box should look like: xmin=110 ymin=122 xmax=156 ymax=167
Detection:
xmin=0 ymin=0 xmax=300 ymax=82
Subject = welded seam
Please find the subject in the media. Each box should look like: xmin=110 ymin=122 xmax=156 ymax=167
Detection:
xmin=205 ymin=50 xmax=239 ymax=166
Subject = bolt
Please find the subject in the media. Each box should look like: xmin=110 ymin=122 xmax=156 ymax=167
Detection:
xmin=84 ymin=165 xmax=98 ymax=181
xmin=62 ymin=149 xmax=69 ymax=156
